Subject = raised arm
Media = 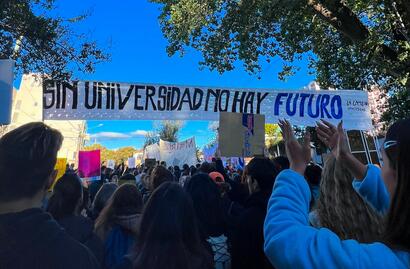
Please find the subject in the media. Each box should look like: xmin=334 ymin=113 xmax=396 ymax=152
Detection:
xmin=316 ymin=120 xmax=367 ymax=180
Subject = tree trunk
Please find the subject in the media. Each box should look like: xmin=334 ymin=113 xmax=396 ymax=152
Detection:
xmin=307 ymin=0 xmax=369 ymax=42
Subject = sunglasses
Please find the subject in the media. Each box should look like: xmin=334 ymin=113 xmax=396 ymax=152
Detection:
xmin=383 ymin=140 xmax=397 ymax=150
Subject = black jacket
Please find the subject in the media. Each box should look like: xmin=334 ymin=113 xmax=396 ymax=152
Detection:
xmin=58 ymin=215 xmax=104 ymax=264
xmin=0 ymin=208 xmax=100 ymax=269
xmin=230 ymin=191 xmax=274 ymax=269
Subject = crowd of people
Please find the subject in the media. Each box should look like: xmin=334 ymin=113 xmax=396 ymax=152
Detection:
xmin=0 ymin=118 xmax=409 ymax=269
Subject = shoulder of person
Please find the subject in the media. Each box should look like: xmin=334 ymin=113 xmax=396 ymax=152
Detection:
xmin=48 ymin=232 xmax=101 ymax=269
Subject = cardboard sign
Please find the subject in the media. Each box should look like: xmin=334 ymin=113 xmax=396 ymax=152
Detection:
xmin=43 ymin=80 xmax=373 ymax=130
xmin=219 ymin=112 xmax=265 ymax=157
xmin=145 ymin=158 xmax=156 ymax=168
xmin=78 ymin=150 xmax=101 ymax=181
xmin=49 ymin=158 xmax=67 ymax=190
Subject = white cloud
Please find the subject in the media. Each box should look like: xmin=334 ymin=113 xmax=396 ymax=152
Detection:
xmin=130 ymin=130 xmax=148 ymax=136
xmin=90 ymin=132 xmax=131 ymax=139
xmin=208 ymin=121 xmax=219 ymax=131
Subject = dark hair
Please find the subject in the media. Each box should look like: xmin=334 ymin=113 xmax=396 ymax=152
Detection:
xmin=190 ymin=166 xmax=198 ymax=176
xmin=246 ymin=157 xmax=278 ymax=191
xmin=272 ymin=156 xmax=290 ymax=172
xmin=184 ymin=173 xmax=227 ymax=238
xmin=95 ymin=184 xmax=143 ymax=240
xmin=305 ymin=164 xmax=322 ymax=186
xmin=133 ymin=182 xmax=213 ymax=269
xmin=91 ymin=183 xmax=118 ymax=219
xmin=0 ymin=122 xmax=63 ymax=202
xmin=383 ymin=118 xmax=410 ymax=250
xmin=199 ymin=162 xmax=214 ymax=174
xmin=47 ymin=173 xmax=83 ymax=220
xmin=150 ymin=165 xmax=174 ymax=190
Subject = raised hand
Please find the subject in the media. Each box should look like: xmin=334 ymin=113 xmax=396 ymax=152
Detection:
xmin=316 ymin=120 xmax=349 ymax=160
xmin=278 ymin=119 xmax=311 ymax=175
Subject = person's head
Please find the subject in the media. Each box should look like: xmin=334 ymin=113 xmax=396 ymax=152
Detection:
xmin=46 ymin=173 xmax=83 ymax=220
xmin=160 ymin=161 xmax=166 ymax=167
xmin=199 ymin=162 xmax=214 ymax=174
xmin=272 ymin=156 xmax=290 ymax=172
xmin=0 ymin=122 xmax=63 ymax=207
xmin=190 ymin=166 xmax=198 ymax=176
xmin=95 ymin=184 xmax=143 ymax=239
xmin=184 ymin=173 xmax=227 ymax=238
xmin=174 ymin=166 xmax=180 ymax=171
xmin=316 ymin=156 xmax=384 ymax=242
xmin=245 ymin=157 xmax=278 ymax=194
xmin=133 ymin=182 xmax=212 ymax=269
xmin=150 ymin=165 xmax=174 ymax=191
xmin=196 ymin=163 xmax=201 ymax=169
xmin=382 ymin=118 xmax=410 ymax=249
xmin=183 ymin=164 xmax=190 ymax=171
xmin=209 ymin=172 xmax=224 ymax=185
xmin=91 ymin=183 xmax=118 ymax=219
xmin=305 ymin=163 xmax=322 ymax=186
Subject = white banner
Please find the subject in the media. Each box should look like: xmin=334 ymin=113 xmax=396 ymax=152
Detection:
xmin=143 ymin=143 xmax=161 ymax=160
xmin=159 ymin=137 xmax=197 ymax=166
xmin=107 ymin=160 xmax=115 ymax=169
xmin=43 ymin=80 xmax=373 ymax=130
xmin=127 ymin=157 xmax=136 ymax=168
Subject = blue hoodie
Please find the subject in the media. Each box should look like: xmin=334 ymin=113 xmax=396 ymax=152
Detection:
xmin=263 ymin=169 xmax=410 ymax=269
xmin=352 ymin=164 xmax=390 ymax=214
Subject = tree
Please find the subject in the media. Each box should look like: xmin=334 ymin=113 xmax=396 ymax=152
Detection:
xmin=143 ymin=120 xmax=183 ymax=147
xmin=158 ymin=120 xmax=183 ymax=142
xmin=152 ymin=0 xmax=410 ymax=125
xmin=84 ymin=144 xmax=138 ymax=164
xmin=0 ymin=0 xmax=108 ymax=79
xmin=152 ymin=0 xmax=409 ymax=87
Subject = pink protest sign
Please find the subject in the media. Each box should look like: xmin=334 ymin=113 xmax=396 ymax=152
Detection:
xmin=78 ymin=150 xmax=101 ymax=181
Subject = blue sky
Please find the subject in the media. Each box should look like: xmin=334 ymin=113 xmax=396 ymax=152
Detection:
xmin=54 ymin=0 xmax=315 ymax=149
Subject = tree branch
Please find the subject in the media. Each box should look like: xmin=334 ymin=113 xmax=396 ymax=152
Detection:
xmin=307 ymin=0 xmax=369 ymax=42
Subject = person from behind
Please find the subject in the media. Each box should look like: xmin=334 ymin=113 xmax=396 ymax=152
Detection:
xmin=95 ymin=184 xmax=143 ymax=269
xmin=311 ymin=156 xmax=384 ymax=242
xmin=264 ymin=119 xmax=410 ymax=268
xmin=304 ymin=163 xmax=322 ymax=209
xmin=47 ymin=173 xmax=104 ymax=263
xmin=89 ymin=183 xmax=118 ymax=221
xmin=231 ymin=157 xmax=278 ymax=269
xmin=185 ymin=173 xmax=231 ymax=269
xmin=272 ymin=156 xmax=290 ymax=172
xmin=149 ymin=165 xmax=174 ymax=193
xmin=115 ymin=182 xmax=213 ymax=269
xmin=0 ymin=122 xmax=100 ymax=269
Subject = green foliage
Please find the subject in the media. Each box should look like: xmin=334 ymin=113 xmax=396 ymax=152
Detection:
xmin=381 ymin=90 xmax=410 ymax=127
xmin=265 ymin=123 xmax=283 ymax=154
xmin=84 ymin=144 xmax=137 ymax=164
xmin=0 ymin=0 xmax=108 ymax=79
xmin=152 ymin=0 xmax=409 ymax=86
xmin=143 ymin=120 xmax=183 ymax=147
xmin=152 ymin=0 xmax=410 ymax=123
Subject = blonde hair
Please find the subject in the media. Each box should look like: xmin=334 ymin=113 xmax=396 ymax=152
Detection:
xmin=315 ymin=156 xmax=384 ymax=242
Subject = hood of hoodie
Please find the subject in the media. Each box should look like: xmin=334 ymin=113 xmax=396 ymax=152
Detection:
xmin=58 ymin=215 xmax=95 ymax=244
xmin=0 ymin=208 xmax=64 ymax=261
xmin=114 ymin=213 xmax=141 ymax=234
